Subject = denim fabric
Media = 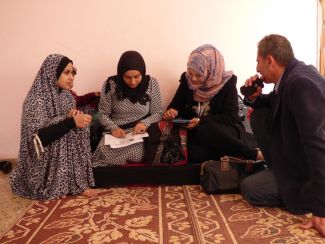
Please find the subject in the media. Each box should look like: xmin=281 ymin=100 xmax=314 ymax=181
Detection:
xmin=240 ymin=169 xmax=282 ymax=207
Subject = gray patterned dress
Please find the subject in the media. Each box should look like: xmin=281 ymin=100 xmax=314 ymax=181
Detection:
xmin=10 ymin=54 xmax=95 ymax=200
xmin=92 ymin=77 xmax=163 ymax=166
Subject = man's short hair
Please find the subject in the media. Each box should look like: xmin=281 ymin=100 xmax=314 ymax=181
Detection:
xmin=258 ymin=34 xmax=294 ymax=66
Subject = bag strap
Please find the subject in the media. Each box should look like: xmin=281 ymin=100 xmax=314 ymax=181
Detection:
xmin=200 ymin=160 xmax=211 ymax=175
xmin=221 ymin=156 xmax=254 ymax=164
xmin=200 ymin=156 xmax=264 ymax=175
xmin=220 ymin=156 xmax=254 ymax=172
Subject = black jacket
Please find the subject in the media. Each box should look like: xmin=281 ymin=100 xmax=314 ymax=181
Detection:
xmin=246 ymin=59 xmax=325 ymax=216
xmin=167 ymin=72 xmax=242 ymax=127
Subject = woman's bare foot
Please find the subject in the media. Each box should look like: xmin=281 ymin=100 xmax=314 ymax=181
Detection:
xmin=80 ymin=188 xmax=98 ymax=198
xmin=256 ymin=150 xmax=264 ymax=161
xmin=54 ymin=195 xmax=66 ymax=200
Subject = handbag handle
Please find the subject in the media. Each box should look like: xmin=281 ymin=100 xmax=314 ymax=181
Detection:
xmin=220 ymin=156 xmax=255 ymax=172
xmin=200 ymin=156 xmax=263 ymax=175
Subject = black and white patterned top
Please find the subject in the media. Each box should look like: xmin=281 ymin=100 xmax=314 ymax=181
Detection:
xmin=10 ymin=54 xmax=95 ymax=200
xmin=92 ymin=76 xmax=163 ymax=166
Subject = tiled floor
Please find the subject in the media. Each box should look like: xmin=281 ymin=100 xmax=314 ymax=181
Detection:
xmin=0 ymin=160 xmax=32 ymax=236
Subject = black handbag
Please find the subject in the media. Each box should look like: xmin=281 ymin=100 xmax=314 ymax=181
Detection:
xmin=200 ymin=156 xmax=265 ymax=194
xmin=144 ymin=121 xmax=187 ymax=165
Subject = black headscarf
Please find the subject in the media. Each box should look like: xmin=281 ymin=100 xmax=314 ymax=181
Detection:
xmin=112 ymin=51 xmax=150 ymax=105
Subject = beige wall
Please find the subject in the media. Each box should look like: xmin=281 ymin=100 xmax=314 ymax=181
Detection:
xmin=0 ymin=0 xmax=318 ymax=158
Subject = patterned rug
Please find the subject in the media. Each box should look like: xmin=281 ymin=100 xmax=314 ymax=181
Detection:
xmin=0 ymin=185 xmax=323 ymax=244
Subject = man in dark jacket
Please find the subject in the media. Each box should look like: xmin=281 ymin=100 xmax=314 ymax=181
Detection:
xmin=240 ymin=34 xmax=325 ymax=237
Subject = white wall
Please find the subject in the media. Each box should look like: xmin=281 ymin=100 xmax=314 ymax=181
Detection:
xmin=0 ymin=0 xmax=318 ymax=158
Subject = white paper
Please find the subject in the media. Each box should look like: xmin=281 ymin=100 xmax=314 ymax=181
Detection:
xmin=104 ymin=132 xmax=149 ymax=148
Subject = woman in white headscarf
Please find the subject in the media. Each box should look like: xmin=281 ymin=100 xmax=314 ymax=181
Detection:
xmin=10 ymin=54 xmax=97 ymax=200
xmin=163 ymin=44 xmax=263 ymax=163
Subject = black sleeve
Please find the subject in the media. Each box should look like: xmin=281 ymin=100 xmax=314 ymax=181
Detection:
xmin=167 ymin=72 xmax=188 ymax=112
xmin=243 ymin=92 xmax=275 ymax=109
xmin=214 ymin=76 xmax=240 ymax=125
xmin=37 ymin=117 xmax=76 ymax=147
xmin=200 ymin=75 xmax=241 ymax=126
xmin=76 ymin=92 xmax=97 ymax=107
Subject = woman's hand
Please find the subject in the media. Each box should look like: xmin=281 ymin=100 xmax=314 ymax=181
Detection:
xmin=73 ymin=114 xmax=92 ymax=128
xmin=163 ymin=108 xmax=178 ymax=120
xmin=187 ymin=118 xmax=200 ymax=129
xmin=133 ymin=122 xmax=147 ymax=134
xmin=111 ymin=128 xmax=126 ymax=138
xmin=68 ymin=109 xmax=83 ymax=117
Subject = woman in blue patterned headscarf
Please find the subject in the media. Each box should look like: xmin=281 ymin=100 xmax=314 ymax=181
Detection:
xmin=164 ymin=44 xmax=263 ymax=163
xmin=186 ymin=44 xmax=233 ymax=102
xmin=10 ymin=54 xmax=97 ymax=200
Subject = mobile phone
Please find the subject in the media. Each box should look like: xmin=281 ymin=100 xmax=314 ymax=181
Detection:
xmin=240 ymin=78 xmax=264 ymax=97
xmin=172 ymin=118 xmax=190 ymax=125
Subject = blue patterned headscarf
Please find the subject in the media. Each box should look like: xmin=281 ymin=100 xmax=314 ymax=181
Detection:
xmin=186 ymin=44 xmax=233 ymax=102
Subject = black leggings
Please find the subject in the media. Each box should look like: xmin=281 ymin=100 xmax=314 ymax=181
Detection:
xmin=187 ymin=122 xmax=257 ymax=163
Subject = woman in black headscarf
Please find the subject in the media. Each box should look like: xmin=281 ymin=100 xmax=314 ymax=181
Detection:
xmin=92 ymin=51 xmax=163 ymax=166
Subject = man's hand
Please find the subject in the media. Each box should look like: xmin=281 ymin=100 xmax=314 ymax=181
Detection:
xmin=244 ymin=75 xmax=263 ymax=101
xmin=300 ymin=216 xmax=325 ymax=237
xmin=163 ymin=108 xmax=178 ymax=120
xmin=73 ymin=114 xmax=92 ymax=128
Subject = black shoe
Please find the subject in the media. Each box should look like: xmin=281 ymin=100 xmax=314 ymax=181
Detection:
xmin=0 ymin=161 xmax=12 ymax=174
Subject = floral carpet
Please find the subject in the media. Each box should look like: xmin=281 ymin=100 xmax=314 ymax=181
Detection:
xmin=0 ymin=185 xmax=323 ymax=244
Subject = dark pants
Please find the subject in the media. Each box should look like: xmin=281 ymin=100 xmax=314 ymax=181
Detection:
xmin=188 ymin=122 xmax=258 ymax=163
xmin=240 ymin=108 xmax=282 ymax=207
xmin=250 ymin=108 xmax=273 ymax=166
